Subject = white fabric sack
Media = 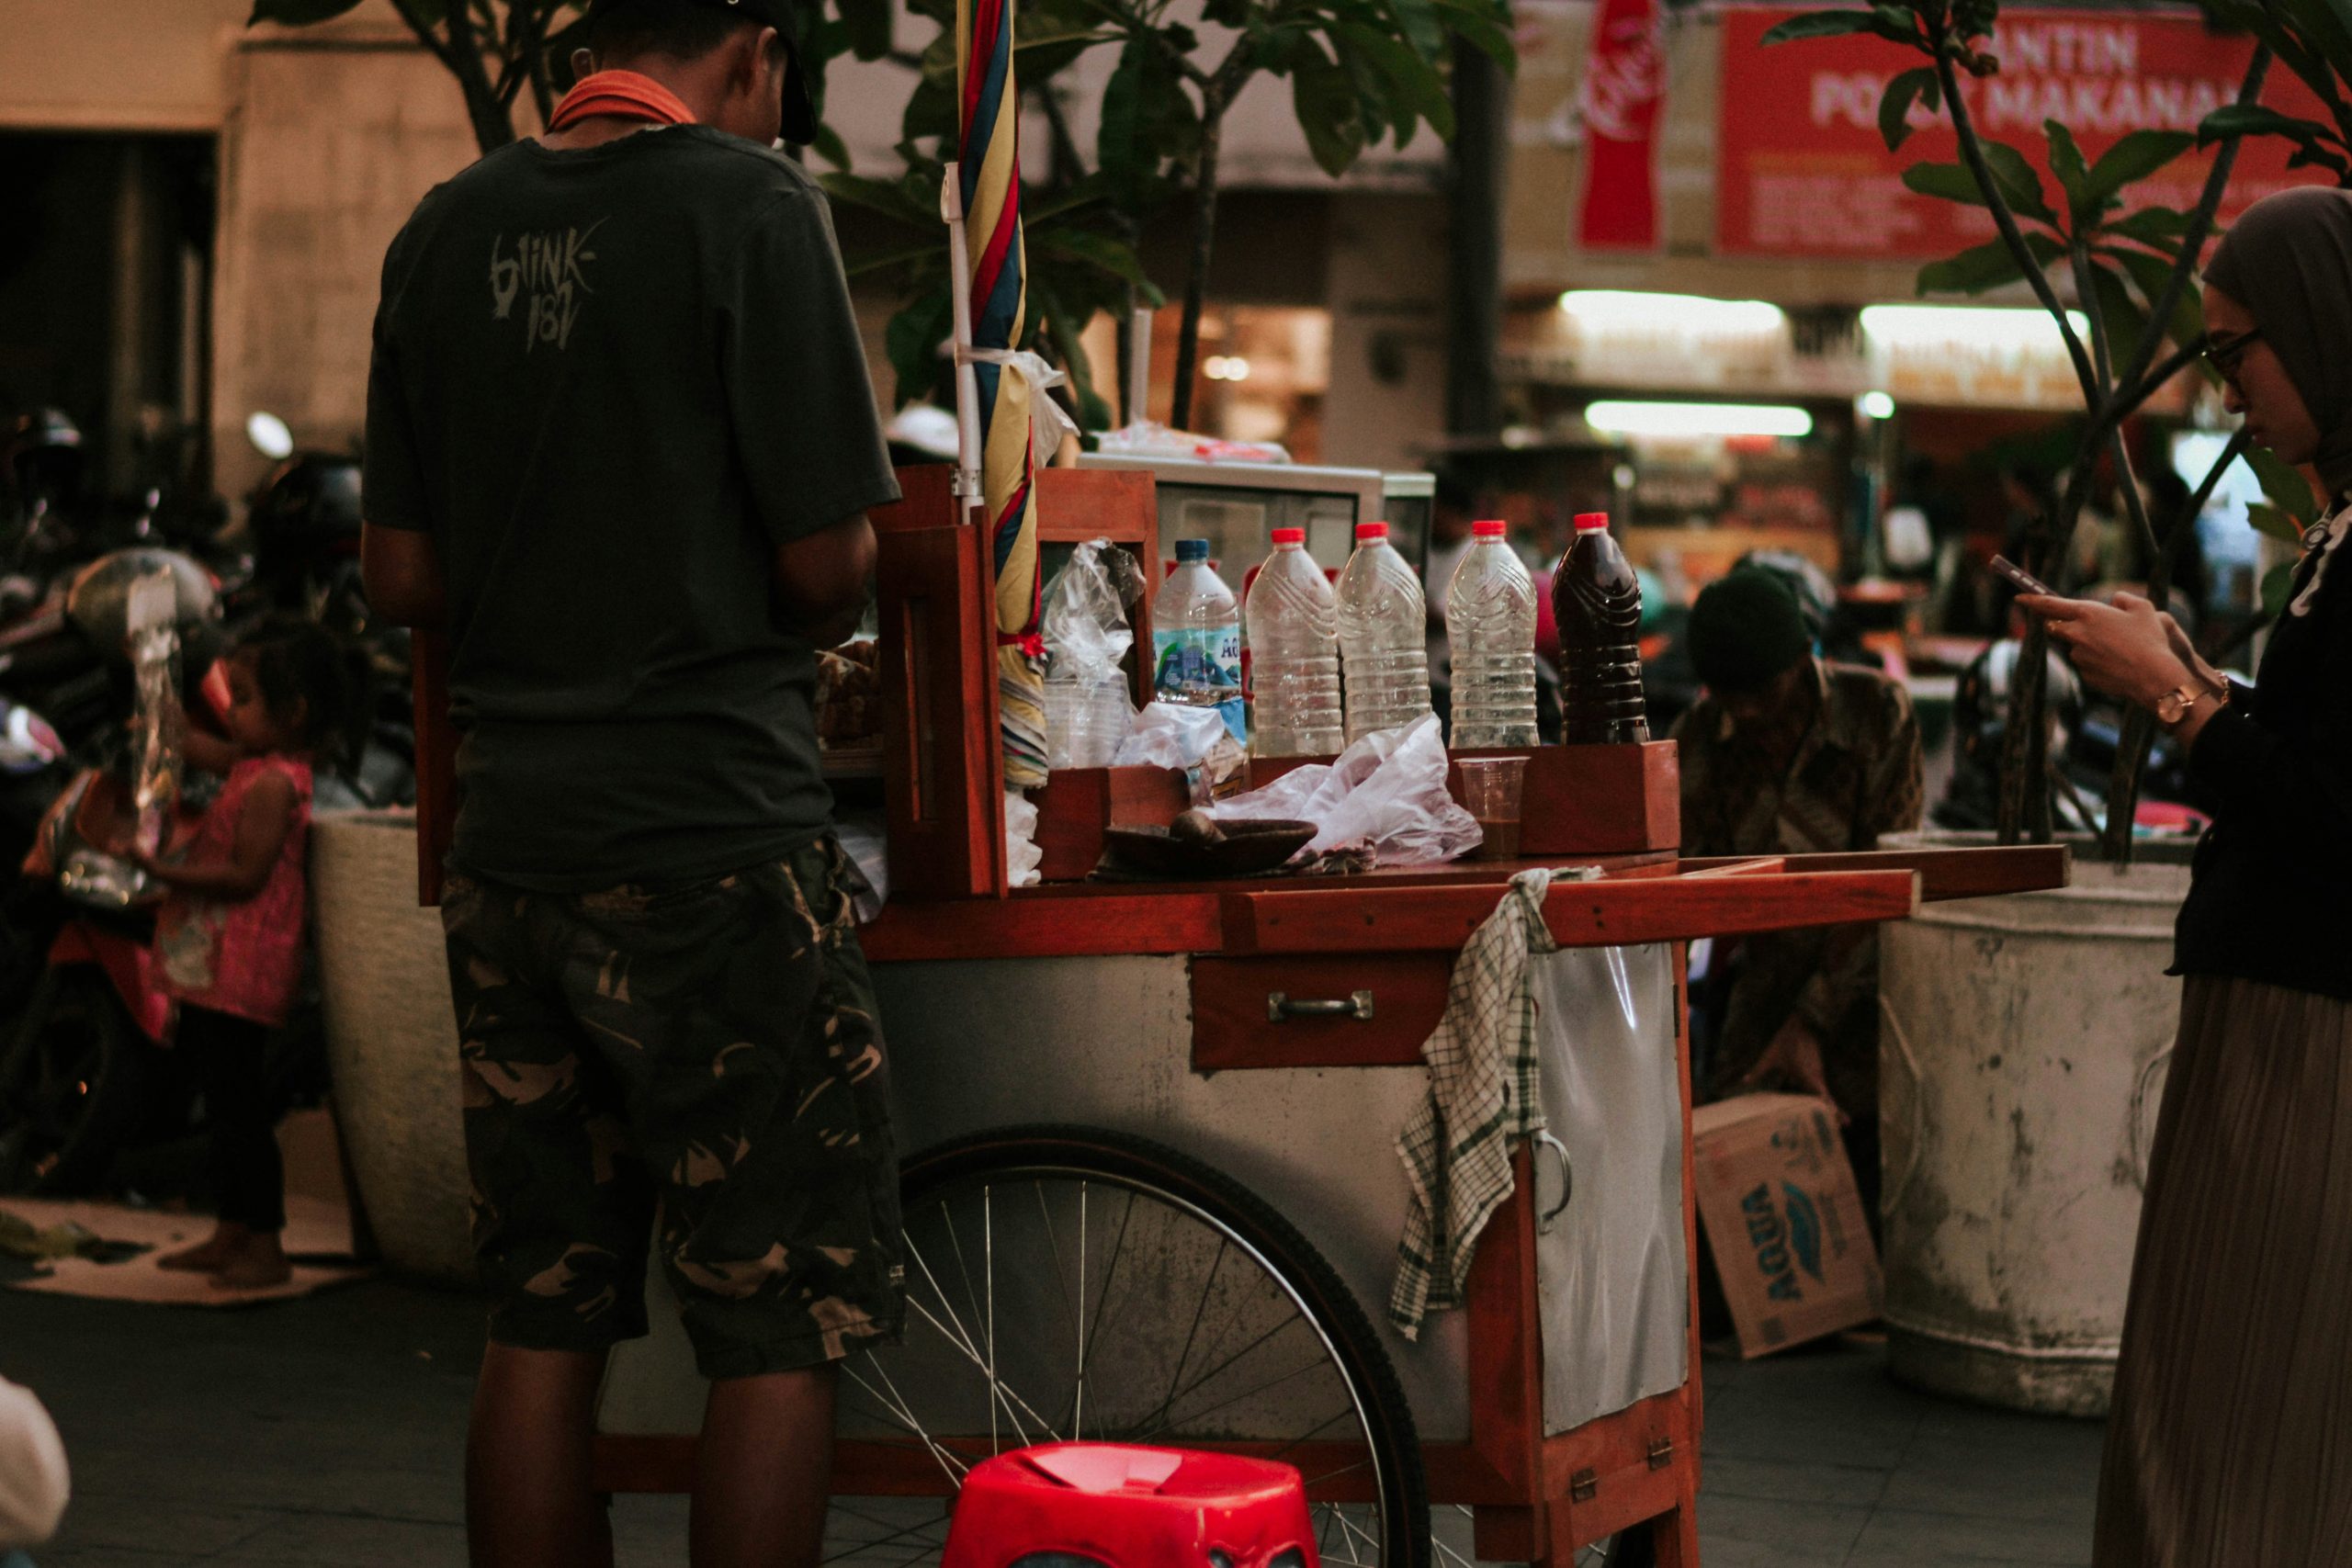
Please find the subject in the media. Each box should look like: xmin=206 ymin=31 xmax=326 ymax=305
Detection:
xmin=1208 ymin=713 xmax=1481 ymax=864
xmin=1111 ymin=701 xmax=1227 ymax=770
xmin=0 ymin=1375 xmax=68 ymax=1549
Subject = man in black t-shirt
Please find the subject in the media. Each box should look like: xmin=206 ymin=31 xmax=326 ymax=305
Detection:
xmin=362 ymin=2 xmax=902 ymax=1562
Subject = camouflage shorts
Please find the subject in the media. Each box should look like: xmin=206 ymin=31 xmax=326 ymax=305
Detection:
xmin=441 ymin=838 xmax=904 ymax=1379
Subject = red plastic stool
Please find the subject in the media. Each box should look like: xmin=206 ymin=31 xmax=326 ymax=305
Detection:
xmin=942 ymin=1443 xmax=1319 ymax=1568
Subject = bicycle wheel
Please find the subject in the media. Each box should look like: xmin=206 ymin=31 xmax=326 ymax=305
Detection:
xmin=824 ymin=1124 xmax=1430 ymax=1568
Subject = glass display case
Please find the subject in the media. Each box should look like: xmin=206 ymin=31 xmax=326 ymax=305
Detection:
xmin=1078 ymin=454 xmax=1437 ymax=586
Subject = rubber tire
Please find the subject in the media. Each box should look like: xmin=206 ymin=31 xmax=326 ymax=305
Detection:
xmin=899 ymin=1123 xmax=1432 ymax=1568
xmin=10 ymin=966 xmax=149 ymax=1194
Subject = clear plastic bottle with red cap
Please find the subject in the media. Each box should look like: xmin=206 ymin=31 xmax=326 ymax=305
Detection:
xmin=1334 ymin=520 xmax=1433 ymax=745
xmin=1445 ymin=519 xmax=1539 ymax=748
xmin=1554 ymin=511 xmax=1651 ymax=744
xmin=1244 ymin=526 xmax=1343 ymax=758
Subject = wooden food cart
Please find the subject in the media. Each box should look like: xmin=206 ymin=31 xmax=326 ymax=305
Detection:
xmin=415 ymin=468 xmax=2064 ymax=1568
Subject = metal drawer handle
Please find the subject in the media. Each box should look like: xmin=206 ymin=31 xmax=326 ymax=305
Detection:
xmin=1266 ymin=990 xmax=1375 ymax=1023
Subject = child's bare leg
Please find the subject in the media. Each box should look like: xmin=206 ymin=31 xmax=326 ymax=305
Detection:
xmin=208 ymin=1227 xmax=291 ymax=1290
xmin=159 ymin=1222 xmax=249 ymax=1271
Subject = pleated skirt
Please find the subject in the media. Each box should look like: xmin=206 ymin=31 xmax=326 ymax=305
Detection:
xmin=2094 ymin=975 xmax=2352 ymax=1567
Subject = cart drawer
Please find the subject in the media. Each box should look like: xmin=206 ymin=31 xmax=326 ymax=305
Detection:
xmin=1192 ymin=953 xmax=1448 ymax=1070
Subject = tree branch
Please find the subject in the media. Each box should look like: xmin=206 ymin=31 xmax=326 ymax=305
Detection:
xmin=1933 ymin=44 xmax=2099 ymax=407
xmin=2108 ymin=47 xmax=2270 ymax=404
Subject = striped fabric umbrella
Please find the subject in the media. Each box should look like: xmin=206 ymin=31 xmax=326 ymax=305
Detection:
xmin=957 ymin=0 xmax=1047 ymax=789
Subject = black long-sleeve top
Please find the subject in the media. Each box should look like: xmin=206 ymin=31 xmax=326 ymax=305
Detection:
xmin=2174 ymin=513 xmax=2352 ymax=998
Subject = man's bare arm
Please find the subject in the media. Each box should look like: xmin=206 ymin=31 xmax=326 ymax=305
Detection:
xmin=775 ymin=513 xmax=876 ymax=649
xmin=362 ymin=523 xmax=447 ymax=629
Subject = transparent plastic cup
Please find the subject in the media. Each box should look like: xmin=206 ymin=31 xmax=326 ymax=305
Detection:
xmin=1456 ymin=755 xmax=1530 ymax=862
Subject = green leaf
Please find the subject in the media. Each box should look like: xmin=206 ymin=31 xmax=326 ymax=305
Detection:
xmin=2197 ymin=102 xmax=2343 ymax=151
xmin=2108 ymin=245 xmax=2204 ymax=358
xmin=1032 ymin=228 xmax=1164 ymax=299
xmin=1293 ymin=50 xmax=1368 ymax=176
xmin=1762 ymin=8 xmax=1912 ymax=46
xmin=1978 ymin=140 xmax=2054 ymax=221
xmin=1340 ymin=24 xmax=1454 ymax=144
xmin=1879 ymin=66 xmax=1939 ymax=153
xmin=2045 ymin=119 xmax=2089 ymax=213
xmin=809 ymin=122 xmax=853 ymax=172
xmin=836 ymin=0 xmax=893 ymax=62
xmin=247 ymin=0 xmax=366 ymax=23
xmin=885 ymin=286 xmax=955 ymax=411
xmin=2247 ymin=445 xmax=2322 ymax=525
xmin=2262 ymin=558 xmax=2300 ymax=619
xmin=1902 ymin=160 xmax=1990 ymax=206
xmin=2284 ymin=141 xmax=2352 ymax=180
xmin=1428 ymin=0 xmax=1515 ymax=67
xmin=2100 ymin=207 xmax=2192 ymax=249
xmin=2087 ymin=260 xmax=2153 ymax=383
xmin=1386 ymin=0 xmax=1448 ymax=62
xmin=2246 ymin=502 xmax=2312 ymax=547
xmin=818 ymin=172 xmax=939 ymax=229
xmin=2079 ymin=129 xmax=2193 ymax=208
xmin=1915 ymin=232 xmax=2062 ymax=295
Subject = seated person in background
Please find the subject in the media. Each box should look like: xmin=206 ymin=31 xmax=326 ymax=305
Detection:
xmin=1670 ymin=570 xmax=1924 ymax=1220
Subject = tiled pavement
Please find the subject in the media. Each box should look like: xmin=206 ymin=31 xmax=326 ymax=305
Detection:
xmin=0 ymin=1280 xmax=2104 ymax=1566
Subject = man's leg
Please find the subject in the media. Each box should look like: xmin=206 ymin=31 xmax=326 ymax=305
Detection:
xmin=444 ymin=873 xmax=654 ymax=1568
xmin=691 ymin=1365 xmax=838 ymax=1568
xmin=467 ymin=1343 xmax=613 ymax=1568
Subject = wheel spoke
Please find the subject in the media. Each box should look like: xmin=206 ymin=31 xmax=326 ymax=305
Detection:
xmin=835 ymin=1148 xmax=1422 ymax=1568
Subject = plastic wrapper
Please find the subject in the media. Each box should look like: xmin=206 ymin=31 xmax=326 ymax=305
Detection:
xmin=1205 ymin=713 xmax=1481 ymax=865
xmin=124 ymin=568 xmax=183 ymax=861
xmin=1004 ymin=790 xmax=1042 ymax=888
xmin=1091 ymin=420 xmax=1291 ymax=465
xmin=1112 ymin=701 xmax=1227 ymax=769
xmin=1042 ymin=540 xmax=1143 ymax=769
xmin=1113 ymin=701 xmax=1246 ymax=805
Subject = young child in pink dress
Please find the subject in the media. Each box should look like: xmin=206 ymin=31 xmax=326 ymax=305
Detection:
xmin=136 ymin=620 xmax=368 ymax=1289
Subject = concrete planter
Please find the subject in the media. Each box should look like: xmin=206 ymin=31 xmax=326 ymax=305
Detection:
xmin=1877 ymin=830 xmax=2192 ymax=1417
xmin=309 ymin=812 xmax=472 ymax=1283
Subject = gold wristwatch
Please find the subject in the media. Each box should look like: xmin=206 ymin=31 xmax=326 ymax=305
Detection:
xmin=2154 ymin=680 xmax=2229 ymax=728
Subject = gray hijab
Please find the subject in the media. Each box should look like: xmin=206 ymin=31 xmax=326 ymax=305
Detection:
xmin=2205 ymin=186 xmax=2352 ymax=497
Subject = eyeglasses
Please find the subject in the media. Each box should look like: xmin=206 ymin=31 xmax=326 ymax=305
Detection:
xmin=2203 ymin=327 xmax=2264 ymax=380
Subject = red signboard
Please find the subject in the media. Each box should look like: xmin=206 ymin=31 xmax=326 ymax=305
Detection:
xmin=1716 ymin=5 xmax=2336 ymax=259
xmin=1579 ymin=0 xmax=1667 ymax=249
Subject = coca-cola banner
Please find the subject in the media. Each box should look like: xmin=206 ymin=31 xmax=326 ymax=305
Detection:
xmin=1578 ymin=0 xmax=1666 ymax=249
xmin=1716 ymin=5 xmax=2335 ymax=259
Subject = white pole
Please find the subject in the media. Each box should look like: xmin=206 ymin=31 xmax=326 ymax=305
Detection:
xmin=1127 ymin=305 xmax=1153 ymax=430
xmin=940 ymin=163 xmax=986 ymax=522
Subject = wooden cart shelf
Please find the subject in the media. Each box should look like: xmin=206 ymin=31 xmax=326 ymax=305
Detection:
xmin=860 ymin=845 xmax=2070 ymax=964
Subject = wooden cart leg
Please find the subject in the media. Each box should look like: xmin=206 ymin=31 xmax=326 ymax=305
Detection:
xmin=1646 ymin=1475 xmax=1702 ymax=1567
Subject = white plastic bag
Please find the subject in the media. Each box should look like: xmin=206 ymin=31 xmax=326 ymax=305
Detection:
xmin=1207 ymin=713 xmax=1481 ymax=864
xmin=1112 ymin=701 xmax=1228 ymax=769
xmin=1004 ymin=791 xmax=1042 ymax=888
xmin=1042 ymin=540 xmax=1141 ymax=769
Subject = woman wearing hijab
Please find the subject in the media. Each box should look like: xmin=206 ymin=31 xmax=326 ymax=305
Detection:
xmin=2022 ymin=184 xmax=2352 ymax=1566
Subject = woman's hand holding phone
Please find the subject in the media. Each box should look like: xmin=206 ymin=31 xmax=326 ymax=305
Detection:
xmin=2018 ymin=589 xmax=2199 ymax=711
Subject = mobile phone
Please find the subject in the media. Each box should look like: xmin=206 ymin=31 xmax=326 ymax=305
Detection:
xmin=1989 ymin=555 xmax=2058 ymax=597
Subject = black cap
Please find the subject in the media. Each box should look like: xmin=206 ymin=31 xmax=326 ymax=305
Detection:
xmin=1688 ymin=570 xmax=1813 ymax=696
xmin=584 ymin=0 xmax=818 ymax=145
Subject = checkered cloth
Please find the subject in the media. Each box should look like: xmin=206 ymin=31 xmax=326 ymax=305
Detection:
xmin=1389 ymin=867 xmax=1568 ymax=1339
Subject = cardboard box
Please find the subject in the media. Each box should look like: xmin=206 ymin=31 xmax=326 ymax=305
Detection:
xmin=1691 ymin=1093 xmax=1882 ymax=1357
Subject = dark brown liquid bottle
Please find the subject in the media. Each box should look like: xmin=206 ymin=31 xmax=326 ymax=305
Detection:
xmin=1554 ymin=511 xmax=1651 ymax=743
